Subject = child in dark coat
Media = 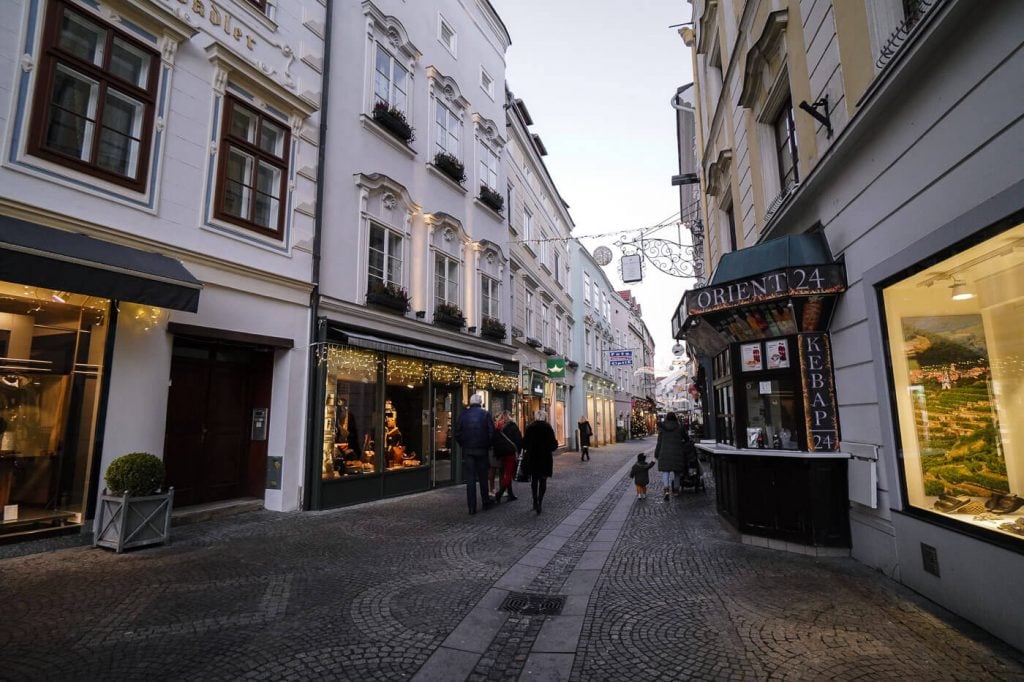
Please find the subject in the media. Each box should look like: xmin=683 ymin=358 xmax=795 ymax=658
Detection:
xmin=629 ymin=453 xmax=656 ymax=499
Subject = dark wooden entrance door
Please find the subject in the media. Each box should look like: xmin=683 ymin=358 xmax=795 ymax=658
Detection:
xmin=164 ymin=341 xmax=272 ymax=507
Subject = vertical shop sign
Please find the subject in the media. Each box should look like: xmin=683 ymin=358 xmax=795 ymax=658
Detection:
xmin=799 ymin=333 xmax=839 ymax=451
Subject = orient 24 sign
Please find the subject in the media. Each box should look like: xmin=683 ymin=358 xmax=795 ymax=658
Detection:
xmin=798 ymin=332 xmax=840 ymax=451
xmin=686 ymin=264 xmax=846 ymax=315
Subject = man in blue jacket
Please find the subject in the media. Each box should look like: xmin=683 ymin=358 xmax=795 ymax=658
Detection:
xmin=455 ymin=393 xmax=495 ymax=514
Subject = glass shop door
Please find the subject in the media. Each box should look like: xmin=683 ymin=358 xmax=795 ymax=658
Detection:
xmin=432 ymin=388 xmax=454 ymax=486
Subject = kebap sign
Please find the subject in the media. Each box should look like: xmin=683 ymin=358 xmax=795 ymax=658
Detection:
xmin=798 ymin=333 xmax=840 ymax=451
xmin=686 ymin=264 xmax=845 ymax=315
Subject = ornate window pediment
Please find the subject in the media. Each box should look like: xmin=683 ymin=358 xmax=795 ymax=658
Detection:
xmin=207 ymin=43 xmax=318 ymax=127
xmin=355 ymin=173 xmax=419 ymax=233
xmin=472 ymin=113 xmax=506 ymax=151
xmin=706 ymin=149 xmax=733 ymax=197
xmin=425 ymin=212 xmax=467 ymax=253
xmin=738 ymin=10 xmax=789 ymax=110
xmin=426 ymin=67 xmax=469 ymax=114
xmin=362 ymin=1 xmax=421 ymax=67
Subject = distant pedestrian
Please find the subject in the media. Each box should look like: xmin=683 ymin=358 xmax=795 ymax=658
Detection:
xmin=629 ymin=453 xmax=656 ymax=499
xmin=493 ymin=410 xmax=523 ymax=503
xmin=523 ymin=410 xmax=558 ymax=514
xmin=577 ymin=415 xmax=593 ymax=461
xmin=654 ymin=412 xmax=690 ymax=501
xmin=455 ymin=394 xmax=495 ymax=515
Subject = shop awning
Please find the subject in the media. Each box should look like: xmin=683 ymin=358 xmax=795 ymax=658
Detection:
xmin=339 ymin=331 xmax=506 ymax=371
xmin=0 ymin=215 xmax=201 ymax=312
xmin=672 ymin=233 xmax=846 ymax=349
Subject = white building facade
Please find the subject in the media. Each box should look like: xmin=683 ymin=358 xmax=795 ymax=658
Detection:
xmin=0 ymin=0 xmax=323 ymax=541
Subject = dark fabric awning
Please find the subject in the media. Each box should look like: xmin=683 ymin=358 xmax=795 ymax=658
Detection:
xmin=0 ymin=215 xmax=201 ymax=312
xmin=337 ymin=330 xmax=506 ymax=371
xmin=709 ymin=232 xmax=834 ymax=284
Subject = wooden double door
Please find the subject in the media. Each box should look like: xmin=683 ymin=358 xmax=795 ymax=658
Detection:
xmin=164 ymin=339 xmax=273 ymax=507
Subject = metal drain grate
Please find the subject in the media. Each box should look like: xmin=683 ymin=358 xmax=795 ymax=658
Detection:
xmin=499 ymin=593 xmax=566 ymax=616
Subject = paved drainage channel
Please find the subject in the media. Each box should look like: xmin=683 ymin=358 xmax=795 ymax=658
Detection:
xmin=466 ymin=475 xmax=632 ymax=681
xmin=500 ymin=593 xmax=567 ymax=616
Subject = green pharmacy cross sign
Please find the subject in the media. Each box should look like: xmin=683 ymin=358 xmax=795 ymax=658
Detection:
xmin=547 ymin=358 xmax=566 ymax=378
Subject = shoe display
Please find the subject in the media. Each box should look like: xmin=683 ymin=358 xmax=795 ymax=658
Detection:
xmin=933 ymin=494 xmax=970 ymax=513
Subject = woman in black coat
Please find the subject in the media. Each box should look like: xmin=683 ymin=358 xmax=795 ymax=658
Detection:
xmin=523 ymin=410 xmax=558 ymax=514
xmin=654 ymin=411 xmax=693 ymax=500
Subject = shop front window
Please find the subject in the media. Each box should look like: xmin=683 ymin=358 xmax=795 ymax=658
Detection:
xmin=323 ymin=346 xmax=380 ymax=479
xmin=384 ymin=356 xmax=427 ymax=471
xmin=0 ymin=285 xmax=108 ymax=537
xmin=883 ymin=220 xmax=1024 ymax=541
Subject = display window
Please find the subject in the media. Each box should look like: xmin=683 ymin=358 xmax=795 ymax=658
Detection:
xmin=322 ymin=346 xmax=380 ymax=479
xmin=383 ymin=356 xmax=427 ymax=472
xmin=0 ymin=284 xmax=108 ymax=537
xmin=883 ymin=220 xmax=1024 ymax=541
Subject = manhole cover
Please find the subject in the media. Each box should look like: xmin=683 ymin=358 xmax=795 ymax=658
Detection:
xmin=499 ymin=593 xmax=566 ymax=616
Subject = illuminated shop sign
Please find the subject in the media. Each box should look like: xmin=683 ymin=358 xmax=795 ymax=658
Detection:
xmin=799 ymin=333 xmax=840 ymax=451
xmin=686 ymin=264 xmax=846 ymax=315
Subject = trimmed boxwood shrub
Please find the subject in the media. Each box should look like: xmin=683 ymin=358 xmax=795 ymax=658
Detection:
xmin=105 ymin=452 xmax=165 ymax=496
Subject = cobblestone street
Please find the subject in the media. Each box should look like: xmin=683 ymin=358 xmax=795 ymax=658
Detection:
xmin=2 ymin=440 xmax=1023 ymax=681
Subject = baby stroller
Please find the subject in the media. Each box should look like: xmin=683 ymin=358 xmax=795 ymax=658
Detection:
xmin=677 ymin=443 xmax=705 ymax=492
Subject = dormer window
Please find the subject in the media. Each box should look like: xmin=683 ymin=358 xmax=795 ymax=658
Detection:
xmin=439 ymin=15 xmax=457 ymax=56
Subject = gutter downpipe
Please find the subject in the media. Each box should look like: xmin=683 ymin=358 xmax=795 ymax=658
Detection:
xmin=303 ymin=0 xmax=333 ymax=512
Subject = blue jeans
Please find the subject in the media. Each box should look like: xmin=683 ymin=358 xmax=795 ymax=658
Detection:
xmin=464 ymin=453 xmax=490 ymax=512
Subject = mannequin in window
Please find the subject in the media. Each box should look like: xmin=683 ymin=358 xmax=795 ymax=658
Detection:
xmin=335 ymin=399 xmax=361 ymax=461
xmin=385 ymin=412 xmax=404 ymax=466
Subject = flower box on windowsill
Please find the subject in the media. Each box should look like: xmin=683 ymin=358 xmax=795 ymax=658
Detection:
xmin=433 ymin=152 xmax=466 ymax=185
xmin=434 ymin=303 xmax=465 ymax=329
xmin=372 ymin=103 xmax=415 ymax=143
xmin=543 ymin=346 xmax=557 ymax=356
xmin=566 ymin=360 xmax=579 ymax=369
xmin=480 ymin=317 xmax=506 ymax=341
xmin=478 ymin=185 xmax=504 ymax=214
xmin=525 ymin=337 xmax=542 ymax=349
xmin=366 ymin=287 xmax=410 ymax=314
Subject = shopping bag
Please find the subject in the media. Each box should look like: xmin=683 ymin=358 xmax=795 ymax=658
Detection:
xmin=514 ymin=451 xmax=530 ymax=482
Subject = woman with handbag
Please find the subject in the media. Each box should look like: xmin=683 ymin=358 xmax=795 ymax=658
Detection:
xmin=493 ymin=410 xmax=523 ymax=502
xmin=523 ymin=410 xmax=558 ymax=514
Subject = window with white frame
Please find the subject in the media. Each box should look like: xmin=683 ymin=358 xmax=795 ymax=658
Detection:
xmin=434 ymin=252 xmax=459 ymax=307
xmin=585 ymin=329 xmax=593 ymax=367
xmin=525 ymin=290 xmax=535 ymax=338
xmin=555 ymin=315 xmax=563 ymax=354
xmin=374 ymin=43 xmax=408 ymax=114
xmin=554 ymin=252 xmax=561 ymax=284
xmin=542 ymin=304 xmax=550 ymax=346
xmin=584 ymin=273 xmax=592 ymax=304
xmin=479 ymin=139 xmax=499 ymax=191
xmin=438 ymin=15 xmax=456 ymax=56
xmin=29 ymin=1 xmax=158 ymax=191
xmin=481 ymin=275 xmax=499 ymax=320
xmin=480 ymin=67 xmax=493 ymax=98
xmin=774 ymin=98 xmax=799 ymax=191
xmin=566 ymin=323 xmax=573 ymax=360
xmin=435 ymin=100 xmax=459 ymax=157
xmin=368 ymin=223 xmax=404 ymax=289
xmin=523 ymin=207 xmax=533 ymax=244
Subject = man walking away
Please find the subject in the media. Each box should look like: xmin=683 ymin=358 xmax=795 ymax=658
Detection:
xmin=455 ymin=394 xmax=495 ymax=515
xmin=523 ymin=410 xmax=558 ymax=514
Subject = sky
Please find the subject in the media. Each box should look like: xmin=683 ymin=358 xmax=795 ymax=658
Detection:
xmin=492 ymin=0 xmax=698 ymax=372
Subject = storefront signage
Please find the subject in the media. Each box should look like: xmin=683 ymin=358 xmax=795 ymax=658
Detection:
xmin=740 ymin=343 xmax=762 ymax=372
xmin=172 ymin=0 xmax=259 ymax=50
xmin=547 ymin=358 xmax=566 ymax=378
xmin=530 ymin=372 xmax=545 ymax=396
xmin=686 ymin=264 xmax=846 ymax=315
xmin=621 ymin=254 xmax=643 ymax=283
xmin=609 ymin=350 xmax=633 ymax=366
xmin=766 ymin=339 xmax=789 ymax=369
xmin=799 ymin=333 xmax=840 ymax=451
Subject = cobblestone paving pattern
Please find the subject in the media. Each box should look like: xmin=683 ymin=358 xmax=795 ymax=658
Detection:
xmin=3 ymin=438 xmax=1024 ymax=681
xmin=572 ymin=471 xmax=1024 ymax=681
xmin=0 ymin=444 xmax=636 ymax=682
